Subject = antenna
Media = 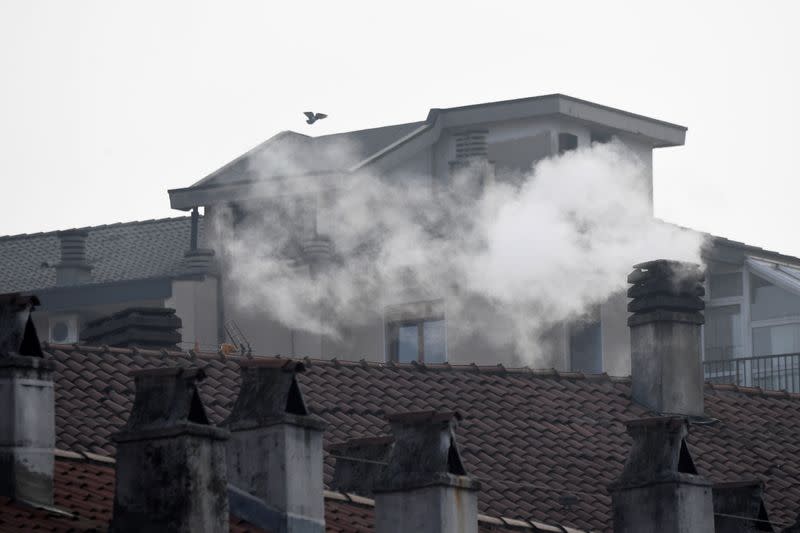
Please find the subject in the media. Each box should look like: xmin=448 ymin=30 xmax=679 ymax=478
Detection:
xmin=224 ymin=320 xmax=252 ymax=357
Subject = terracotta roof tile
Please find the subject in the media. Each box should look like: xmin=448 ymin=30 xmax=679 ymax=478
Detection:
xmin=43 ymin=344 xmax=800 ymax=532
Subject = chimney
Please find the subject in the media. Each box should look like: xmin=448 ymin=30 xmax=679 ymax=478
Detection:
xmin=610 ymin=416 xmax=714 ymax=533
xmin=713 ymin=480 xmax=773 ymax=532
xmin=80 ymin=307 xmax=182 ymax=349
xmin=110 ymin=367 xmax=230 ymax=533
xmin=224 ymin=359 xmax=327 ymax=533
xmin=329 ymin=436 xmax=394 ymax=496
xmin=55 ymin=230 xmax=91 ymax=285
xmin=0 ymin=293 xmax=55 ymax=507
xmin=301 ymin=235 xmax=332 ymax=277
xmin=627 ymin=260 xmax=706 ymax=416
xmin=373 ymin=410 xmax=480 ymax=533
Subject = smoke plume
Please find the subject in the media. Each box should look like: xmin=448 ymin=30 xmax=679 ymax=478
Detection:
xmin=213 ymin=137 xmax=704 ymax=363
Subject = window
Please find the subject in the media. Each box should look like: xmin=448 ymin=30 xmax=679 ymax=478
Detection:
xmin=386 ymin=300 xmax=446 ymax=363
xmin=569 ymin=316 xmax=602 ymax=373
xmin=49 ymin=315 xmax=78 ymax=343
xmin=704 ymin=305 xmax=742 ymax=360
xmin=558 ymin=133 xmax=578 ymax=155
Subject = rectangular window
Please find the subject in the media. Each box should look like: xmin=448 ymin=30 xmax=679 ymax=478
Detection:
xmin=753 ymin=323 xmax=800 ymax=356
xmin=385 ymin=300 xmax=446 ymax=363
xmin=709 ymin=273 xmax=743 ymax=299
xmin=750 ymin=273 xmax=800 ymax=321
xmin=558 ymin=133 xmax=578 ymax=155
xmin=704 ymin=305 xmax=742 ymax=360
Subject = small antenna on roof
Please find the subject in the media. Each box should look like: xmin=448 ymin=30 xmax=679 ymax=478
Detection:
xmin=304 ymin=111 xmax=327 ymax=125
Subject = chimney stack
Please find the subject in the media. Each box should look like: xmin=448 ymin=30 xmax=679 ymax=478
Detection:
xmin=224 ymin=359 xmax=326 ymax=533
xmin=374 ymin=410 xmax=480 ymax=533
xmin=610 ymin=417 xmax=714 ymax=533
xmin=627 ymin=260 xmax=706 ymax=416
xmin=0 ymin=293 xmax=55 ymax=507
xmin=55 ymin=230 xmax=91 ymax=285
xmin=110 ymin=367 xmax=230 ymax=533
xmin=80 ymin=307 xmax=182 ymax=349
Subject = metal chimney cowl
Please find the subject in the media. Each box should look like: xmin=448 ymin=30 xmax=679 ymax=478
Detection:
xmin=627 ymin=260 xmax=705 ymax=417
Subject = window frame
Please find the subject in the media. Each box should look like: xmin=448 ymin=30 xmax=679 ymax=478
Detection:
xmin=384 ymin=300 xmax=446 ymax=363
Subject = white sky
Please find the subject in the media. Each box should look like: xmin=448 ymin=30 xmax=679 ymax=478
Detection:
xmin=1 ymin=1 xmax=798 ymax=255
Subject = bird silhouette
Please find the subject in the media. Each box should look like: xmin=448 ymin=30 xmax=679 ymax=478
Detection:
xmin=304 ymin=111 xmax=327 ymax=125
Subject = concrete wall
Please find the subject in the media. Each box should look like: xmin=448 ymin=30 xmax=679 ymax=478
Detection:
xmin=166 ymin=276 xmax=220 ymax=349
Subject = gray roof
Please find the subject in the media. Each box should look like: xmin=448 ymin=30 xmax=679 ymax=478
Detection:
xmin=192 ymin=121 xmax=426 ymax=189
xmin=0 ymin=216 xmax=201 ymax=293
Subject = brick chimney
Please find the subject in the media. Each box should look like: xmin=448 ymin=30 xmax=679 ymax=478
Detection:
xmin=80 ymin=307 xmax=182 ymax=349
xmin=55 ymin=230 xmax=92 ymax=285
xmin=610 ymin=417 xmax=714 ymax=533
xmin=373 ymin=410 xmax=480 ymax=533
xmin=0 ymin=293 xmax=55 ymax=507
xmin=110 ymin=367 xmax=229 ymax=533
xmin=329 ymin=436 xmax=394 ymax=496
xmin=627 ymin=260 xmax=706 ymax=416
xmin=224 ymin=359 xmax=327 ymax=533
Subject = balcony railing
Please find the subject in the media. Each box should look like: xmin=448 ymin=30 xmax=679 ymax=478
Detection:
xmin=703 ymin=353 xmax=800 ymax=393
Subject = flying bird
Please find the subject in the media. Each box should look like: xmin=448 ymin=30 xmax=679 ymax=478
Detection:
xmin=304 ymin=111 xmax=327 ymax=125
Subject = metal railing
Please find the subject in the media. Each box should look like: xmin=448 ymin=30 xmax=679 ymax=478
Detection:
xmin=703 ymin=353 xmax=800 ymax=393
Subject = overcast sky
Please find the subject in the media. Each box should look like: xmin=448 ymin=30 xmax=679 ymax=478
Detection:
xmin=1 ymin=1 xmax=798 ymax=256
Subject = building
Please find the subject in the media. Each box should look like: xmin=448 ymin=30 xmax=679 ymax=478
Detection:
xmin=1 ymin=261 xmax=799 ymax=531
xmin=4 ymin=94 xmax=800 ymax=391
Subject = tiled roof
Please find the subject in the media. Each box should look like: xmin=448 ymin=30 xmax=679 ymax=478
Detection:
xmin=46 ymin=344 xmax=800 ymax=532
xmin=0 ymin=452 xmax=566 ymax=533
xmin=0 ymin=453 xmax=263 ymax=533
xmin=0 ymin=216 xmax=202 ymax=293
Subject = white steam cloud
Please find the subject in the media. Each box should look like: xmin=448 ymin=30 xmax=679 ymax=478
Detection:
xmin=213 ymin=137 xmax=704 ymax=364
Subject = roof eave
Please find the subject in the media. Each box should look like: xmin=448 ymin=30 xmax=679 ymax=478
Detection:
xmin=436 ymin=94 xmax=686 ymax=147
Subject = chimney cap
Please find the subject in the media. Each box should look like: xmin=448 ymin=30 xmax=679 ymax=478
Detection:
xmin=113 ymin=365 xmax=228 ymax=442
xmin=374 ymin=409 xmax=479 ymax=493
xmin=225 ymin=358 xmax=324 ymax=431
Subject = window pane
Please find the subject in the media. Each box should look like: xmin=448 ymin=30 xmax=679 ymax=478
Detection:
xmin=570 ymin=320 xmax=602 ymax=373
xmin=753 ymin=323 xmax=800 ymax=356
xmin=709 ymin=273 xmax=742 ymax=299
xmin=704 ymin=305 xmax=742 ymax=360
xmin=423 ymin=320 xmax=446 ymax=363
xmin=750 ymin=274 xmax=800 ymax=321
xmin=397 ymin=325 xmax=419 ymax=363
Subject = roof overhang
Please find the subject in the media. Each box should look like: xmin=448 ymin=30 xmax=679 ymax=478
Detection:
xmin=169 ymin=94 xmax=687 ymax=210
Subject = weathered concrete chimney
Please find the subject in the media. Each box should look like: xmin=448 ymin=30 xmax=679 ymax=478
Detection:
xmin=55 ymin=230 xmax=91 ymax=285
xmin=373 ymin=410 xmax=480 ymax=533
xmin=80 ymin=307 xmax=182 ymax=349
xmin=110 ymin=367 xmax=230 ymax=533
xmin=628 ymin=260 xmax=706 ymax=416
xmin=224 ymin=359 xmax=326 ymax=533
xmin=0 ymin=293 xmax=55 ymax=507
xmin=610 ymin=416 xmax=714 ymax=533
xmin=713 ymin=480 xmax=773 ymax=532
xmin=329 ymin=436 xmax=394 ymax=496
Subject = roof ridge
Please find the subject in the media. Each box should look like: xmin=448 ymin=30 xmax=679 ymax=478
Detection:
xmin=0 ymin=215 xmax=196 ymax=242
xmin=311 ymin=120 xmax=427 ymax=140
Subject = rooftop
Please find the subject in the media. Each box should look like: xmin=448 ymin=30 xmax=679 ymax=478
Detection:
xmin=0 ymin=216 xmax=202 ymax=294
xmin=45 ymin=343 xmax=800 ymax=532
